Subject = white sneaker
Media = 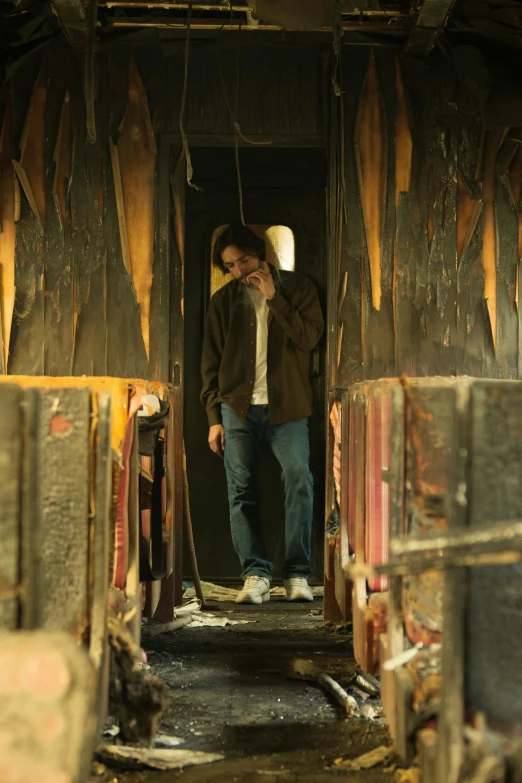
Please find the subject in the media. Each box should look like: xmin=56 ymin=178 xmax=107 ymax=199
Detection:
xmin=236 ymin=575 xmax=271 ymax=605
xmin=284 ymin=577 xmax=314 ymax=602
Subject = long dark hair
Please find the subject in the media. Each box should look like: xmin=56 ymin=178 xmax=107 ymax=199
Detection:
xmin=213 ymin=223 xmax=266 ymax=273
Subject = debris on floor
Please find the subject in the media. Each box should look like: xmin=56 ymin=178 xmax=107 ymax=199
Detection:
xmin=183 ymin=581 xmax=324 ymax=602
xmin=97 ymin=744 xmax=224 ymax=770
xmin=333 ymin=744 xmax=392 ymax=770
xmin=289 ymin=657 xmax=359 ymax=717
xmin=394 ymin=767 xmax=421 ymax=783
xmin=142 ymin=598 xmax=256 ymax=636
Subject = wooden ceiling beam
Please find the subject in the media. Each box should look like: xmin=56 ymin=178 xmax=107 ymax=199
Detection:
xmin=51 ymin=0 xmax=87 ymax=49
xmin=404 ymin=0 xmax=456 ymax=58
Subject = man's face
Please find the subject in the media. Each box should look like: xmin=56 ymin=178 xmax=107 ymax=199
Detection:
xmin=221 ymin=245 xmax=261 ymax=283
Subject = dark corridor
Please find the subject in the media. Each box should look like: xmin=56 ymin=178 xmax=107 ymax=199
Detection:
xmin=183 ymin=146 xmax=327 ymax=582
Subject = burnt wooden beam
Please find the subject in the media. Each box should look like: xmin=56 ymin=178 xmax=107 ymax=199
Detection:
xmin=403 ymin=0 xmax=456 ymax=59
xmin=51 ymin=0 xmax=87 ymax=49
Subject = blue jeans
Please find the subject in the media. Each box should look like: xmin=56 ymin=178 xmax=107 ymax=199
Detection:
xmin=221 ymin=403 xmax=313 ymax=581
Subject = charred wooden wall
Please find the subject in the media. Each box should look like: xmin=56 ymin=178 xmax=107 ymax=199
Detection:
xmin=334 ymin=47 xmax=522 ymax=387
xmin=0 ymin=38 xmax=327 ymax=380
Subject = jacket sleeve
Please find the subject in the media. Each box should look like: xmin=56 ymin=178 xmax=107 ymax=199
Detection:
xmin=267 ymin=274 xmax=324 ymax=352
xmin=200 ymin=295 xmax=224 ymax=427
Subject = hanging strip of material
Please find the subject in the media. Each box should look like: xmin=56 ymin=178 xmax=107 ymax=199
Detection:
xmin=179 ymin=7 xmax=201 ymax=190
xmin=85 ymin=0 xmax=97 ymax=143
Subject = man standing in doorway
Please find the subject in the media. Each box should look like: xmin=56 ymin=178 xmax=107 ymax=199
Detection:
xmin=201 ymin=224 xmax=324 ymax=604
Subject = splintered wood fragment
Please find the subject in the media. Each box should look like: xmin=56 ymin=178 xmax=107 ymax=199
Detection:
xmin=482 ymin=130 xmax=504 ymax=349
xmin=290 ymin=658 xmax=359 ymax=716
xmin=457 ymin=171 xmax=482 ymax=264
xmin=354 ymin=49 xmax=387 ymax=312
xmin=337 ymin=322 xmax=343 ymax=368
xmin=335 ymin=744 xmax=392 ymax=770
xmin=99 ymin=745 xmax=224 ymax=770
xmin=117 ymin=58 xmax=156 ymax=359
xmin=53 ymin=91 xmax=73 ymax=232
xmin=15 ymin=56 xmax=47 ymax=230
xmin=0 ymin=97 xmax=16 ymax=371
xmin=395 ymin=57 xmax=412 ymax=207
xmin=337 ymin=270 xmax=348 ymax=322
xmin=109 ymin=137 xmax=132 ymax=276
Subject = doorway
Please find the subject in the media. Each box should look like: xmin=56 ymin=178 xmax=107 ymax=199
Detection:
xmin=183 ymin=146 xmax=327 ymax=582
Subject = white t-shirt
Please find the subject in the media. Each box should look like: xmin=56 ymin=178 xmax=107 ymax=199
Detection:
xmin=246 ymin=285 xmax=269 ymax=404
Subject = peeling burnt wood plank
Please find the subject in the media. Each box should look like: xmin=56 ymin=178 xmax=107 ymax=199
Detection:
xmin=337 ymin=47 xmax=367 ymax=386
xmin=433 ymin=63 xmax=458 ymax=373
xmin=495 ymin=174 xmax=519 ymax=379
xmin=38 ymin=387 xmax=90 ymax=634
xmin=117 ymin=58 xmax=156 ymax=361
xmin=404 ymin=0 xmax=456 ymax=59
xmin=395 ymin=60 xmax=434 ymax=375
xmin=0 ymin=384 xmax=22 ymax=630
xmin=13 ymin=55 xmax=47 ymax=231
xmin=148 ymin=138 xmax=174 ymax=382
xmin=44 ymin=46 xmax=74 ymax=376
xmin=467 ymin=382 xmax=522 ymax=726
xmin=133 ymin=43 xmax=168 ymax=136
xmin=70 ymin=49 xmax=108 ymax=376
xmin=0 ymin=96 xmax=16 ymax=373
xmin=363 ymin=48 xmax=396 ymax=379
xmin=455 ymin=96 xmax=494 ymax=377
xmin=19 ymin=387 xmax=41 ymax=629
xmin=52 ymin=90 xmax=72 ymax=233
xmin=481 ymin=129 xmax=504 ymax=351
xmin=104 ymin=47 xmax=147 ymax=378
xmin=90 ymin=391 xmax=112 ymax=738
xmin=354 ymin=49 xmax=386 ymax=314
xmin=9 ymin=194 xmax=45 ymax=374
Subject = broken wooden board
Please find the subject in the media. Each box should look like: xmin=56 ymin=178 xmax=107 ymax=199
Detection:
xmin=0 ymin=384 xmax=22 ymax=630
xmin=12 ymin=55 xmax=47 ymax=231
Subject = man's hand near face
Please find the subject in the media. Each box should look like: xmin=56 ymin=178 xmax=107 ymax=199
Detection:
xmin=245 ymin=268 xmax=276 ymax=300
xmin=208 ymin=424 xmax=225 ymax=457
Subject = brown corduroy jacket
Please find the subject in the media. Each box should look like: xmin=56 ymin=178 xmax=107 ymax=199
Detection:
xmin=201 ymin=267 xmax=324 ymax=427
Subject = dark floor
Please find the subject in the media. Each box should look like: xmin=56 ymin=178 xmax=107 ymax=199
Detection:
xmin=98 ymin=597 xmax=393 ymax=783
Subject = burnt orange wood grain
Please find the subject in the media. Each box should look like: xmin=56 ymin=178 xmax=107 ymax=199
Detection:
xmin=14 ymin=57 xmax=47 ymax=230
xmin=355 ymin=50 xmax=386 ymax=312
xmin=456 ymin=171 xmax=482 ymax=265
xmin=482 ymin=130 xmax=504 ymax=349
xmin=0 ymin=97 xmax=16 ymax=372
xmin=394 ymin=58 xmax=411 ymax=208
xmin=117 ymin=58 xmax=156 ymax=359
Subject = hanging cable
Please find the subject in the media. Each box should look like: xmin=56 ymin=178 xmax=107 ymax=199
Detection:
xmin=179 ymin=5 xmax=201 ymax=190
xmin=85 ymin=0 xmax=97 ymax=143
xmin=331 ymin=1 xmax=343 ymax=98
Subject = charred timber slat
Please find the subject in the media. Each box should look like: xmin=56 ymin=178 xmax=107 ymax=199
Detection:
xmin=0 ymin=384 xmax=22 ymax=630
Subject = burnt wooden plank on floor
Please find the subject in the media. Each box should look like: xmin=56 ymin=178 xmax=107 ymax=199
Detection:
xmin=0 ymin=383 xmax=22 ymax=630
xmin=466 ymin=381 xmax=522 ymax=725
xmin=38 ymin=387 xmax=91 ymax=634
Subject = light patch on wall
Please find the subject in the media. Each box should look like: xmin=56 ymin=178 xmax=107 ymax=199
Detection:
xmin=210 ymin=224 xmax=295 ymax=298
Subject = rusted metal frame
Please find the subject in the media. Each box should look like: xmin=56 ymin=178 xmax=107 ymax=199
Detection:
xmin=403 ymin=0 xmax=456 ymax=59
